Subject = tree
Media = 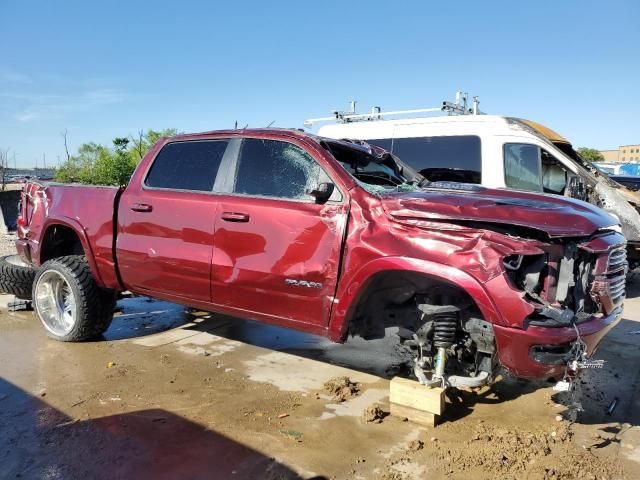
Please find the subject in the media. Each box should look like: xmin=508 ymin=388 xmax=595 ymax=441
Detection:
xmin=129 ymin=128 xmax=178 ymax=163
xmin=577 ymin=147 xmax=604 ymax=163
xmin=55 ymin=128 xmax=177 ymax=186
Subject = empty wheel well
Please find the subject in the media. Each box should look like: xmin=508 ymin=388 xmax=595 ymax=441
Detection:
xmin=40 ymin=225 xmax=85 ymax=263
xmin=346 ymin=270 xmax=481 ymax=339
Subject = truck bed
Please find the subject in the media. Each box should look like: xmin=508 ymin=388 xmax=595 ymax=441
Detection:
xmin=18 ymin=182 xmax=122 ymax=289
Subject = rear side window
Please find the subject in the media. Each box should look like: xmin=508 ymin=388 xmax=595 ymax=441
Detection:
xmin=504 ymin=143 xmax=541 ymax=191
xmin=233 ymin=139 xmax=322 ymax=200
xmin=145 ymin=140 xmax=229 ymax=191
xmin=370 ymin=135 xmax=482 ymax=184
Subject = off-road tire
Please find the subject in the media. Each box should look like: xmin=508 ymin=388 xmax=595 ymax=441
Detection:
xmin=33 ymin=255 xmax=116 ymax=342
xmin=0 ymin=255 xmax=36 ymax=300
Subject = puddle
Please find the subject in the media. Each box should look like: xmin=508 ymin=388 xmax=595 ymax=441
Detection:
xmin=105 ymin=297 xmax=189 ymax=341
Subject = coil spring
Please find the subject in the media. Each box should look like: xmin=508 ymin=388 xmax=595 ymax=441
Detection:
xmin=433 ymin=313 xmax=457 ymax=348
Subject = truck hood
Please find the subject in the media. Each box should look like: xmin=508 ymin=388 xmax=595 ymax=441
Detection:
xmin=381 ymin=185 xmax=618 ymax=238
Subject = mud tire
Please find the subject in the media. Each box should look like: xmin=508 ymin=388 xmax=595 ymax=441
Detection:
xmin=0 ymin=255 xmax=36 ymax=300
xmin=33 ymin=255 xmax=116 ymax=342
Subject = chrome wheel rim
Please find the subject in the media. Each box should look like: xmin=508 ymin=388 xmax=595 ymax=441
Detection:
xmin=35 ymin=270 xmax=77 ymax=336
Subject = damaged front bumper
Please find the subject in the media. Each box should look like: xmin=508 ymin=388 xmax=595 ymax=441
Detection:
xmin=492 ymin=307 xmax=622 ymax=379
xmin=483 ymin=231 xmax=626 ymax=380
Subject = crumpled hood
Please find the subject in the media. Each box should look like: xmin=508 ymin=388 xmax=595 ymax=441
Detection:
xmin=381 ymin=186 xmax=618 ymax=238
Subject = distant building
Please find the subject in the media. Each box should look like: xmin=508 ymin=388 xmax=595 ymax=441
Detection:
xmin=599 ymin=144 xmax=640 ymax=163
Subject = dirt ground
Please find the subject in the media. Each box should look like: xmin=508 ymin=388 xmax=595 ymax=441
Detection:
xmin=1 ymin=238 xmax=640 ymax=479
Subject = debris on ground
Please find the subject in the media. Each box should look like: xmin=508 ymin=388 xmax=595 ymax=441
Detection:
xmin=430 ymin=422 xmax=622 ymax=478
xmin=407 ymin=439 xmax=424 ymax=451
xmin=323 ymin=376 xmax=360 ymax=402
xmin=106 ymin=362 xmax=116 ymax=368
xmin=363 ymin=405 xmax=386 ymax=423
xmin=278 ymin=413 xmax=289 ymax=419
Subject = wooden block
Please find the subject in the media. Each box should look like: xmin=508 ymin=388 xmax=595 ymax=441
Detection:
xmin=390 ymin=403 xmax=438 ymax=427
xmin=389 ymin=376 xmax=445 ymax=415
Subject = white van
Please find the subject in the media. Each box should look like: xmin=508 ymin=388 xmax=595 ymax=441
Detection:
xmin=311 ymin=104 xmax=640 ymax=267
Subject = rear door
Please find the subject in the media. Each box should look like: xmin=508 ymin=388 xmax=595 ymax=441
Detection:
xmin=211 ymin=137 xmax=348 ymax=327
xmin=117 ymin=139 xmax=233 ymax=302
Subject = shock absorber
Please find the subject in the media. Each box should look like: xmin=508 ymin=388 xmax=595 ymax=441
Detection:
xmin=432 ymin=312 xmax=458 ymax=380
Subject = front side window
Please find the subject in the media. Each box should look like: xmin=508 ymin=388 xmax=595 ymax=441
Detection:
xmin=503 ymin=143 xmax=541 ymax=191
xmin=233 ymin=138 xmax=324 ymax=200
xmin=541 ymin=149 xmax=568 ymax=194
xmin=145 ymin=140 xmax=229 ymax=191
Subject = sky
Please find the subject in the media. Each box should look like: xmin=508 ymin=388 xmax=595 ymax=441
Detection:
xmin=1 ymin=0 xmax=638 ymax=168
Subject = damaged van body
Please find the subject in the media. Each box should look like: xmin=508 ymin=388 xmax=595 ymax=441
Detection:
xmin=315 ymin=109 xmax=640 ymax=270
xmin=6 ymin=129 xmax=626 ymax=388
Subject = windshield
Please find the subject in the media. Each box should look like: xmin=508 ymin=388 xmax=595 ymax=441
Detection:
xmin=320 ymin=138 xmax=425 ymax=194
xmin=553 ymin=141 xmax=623 ymax=189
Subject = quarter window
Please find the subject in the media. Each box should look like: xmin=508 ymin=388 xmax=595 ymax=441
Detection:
xmin=234 ymin=138 xmax=328 ymax=200
xmin=503 ymin=143 xmax=541 ymax=191
xmin=145 ymin=140 xmax=229 ymax=191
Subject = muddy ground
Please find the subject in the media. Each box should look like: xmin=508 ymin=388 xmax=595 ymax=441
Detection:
xmin=1 ymin=240 xmax=640 ymax=478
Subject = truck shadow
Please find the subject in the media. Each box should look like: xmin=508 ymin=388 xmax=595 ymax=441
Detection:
xmin=0 ymin=377 xmax=323 ymax=480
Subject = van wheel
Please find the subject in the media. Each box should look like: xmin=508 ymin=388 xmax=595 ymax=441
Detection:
xmin=33 ymin=255 xmax=116 ymax=342
xmin=0 ymin=255 xmax=36 ymax=300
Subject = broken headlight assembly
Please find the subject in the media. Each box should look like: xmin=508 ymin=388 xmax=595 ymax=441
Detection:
xmin=503 ymin=253 xmax=547 ymax=294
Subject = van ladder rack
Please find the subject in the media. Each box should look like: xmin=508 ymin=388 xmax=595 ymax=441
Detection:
xmin=303 ymin=91 xmax=484 ymax=128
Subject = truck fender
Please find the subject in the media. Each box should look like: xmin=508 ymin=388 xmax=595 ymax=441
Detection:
xmin=36 ymin=216 xmax=107 ymax=288
xmin=327 ymin=256 xmax=502 ymax=342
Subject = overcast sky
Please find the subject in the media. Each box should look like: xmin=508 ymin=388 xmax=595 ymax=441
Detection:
xmin=1 ymin=0 xmax=638 ymax=167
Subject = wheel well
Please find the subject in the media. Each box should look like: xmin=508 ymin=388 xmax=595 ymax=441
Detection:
xmin=346 ymin=270 xmax=481 ymax=339
xmin=40 ymin=225 xmax=85 ymax=263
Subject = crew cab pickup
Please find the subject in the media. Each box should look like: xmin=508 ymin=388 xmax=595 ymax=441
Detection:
xmin=12 ymin=129 xmax=627 ymax=385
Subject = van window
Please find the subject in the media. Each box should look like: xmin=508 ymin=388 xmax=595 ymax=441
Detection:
xmin=145 ymin=140 xmax=229 ymax=191
xmin=368 ymin=136 xmax=482 ymax=184
xmin=503 ymin=143 xmax=541 ymax=191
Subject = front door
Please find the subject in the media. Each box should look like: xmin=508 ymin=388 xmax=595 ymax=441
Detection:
xmin=212 ymin=137 xmax=348 ymax=326
xmin=117 ymin=139 xmax=230 ymax=302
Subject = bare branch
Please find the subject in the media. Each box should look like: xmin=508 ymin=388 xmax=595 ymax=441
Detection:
xmin=129 ymin=129 xmax=145 ymax=160
xmin=61 ymin=129 xmax=71 ymax=162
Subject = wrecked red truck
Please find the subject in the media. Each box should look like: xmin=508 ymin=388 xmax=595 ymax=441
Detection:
xmin=4 ymin=129 xmax=627 ymax=387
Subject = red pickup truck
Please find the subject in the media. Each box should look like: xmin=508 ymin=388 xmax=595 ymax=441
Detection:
xmin=3 ymin=129 xmax=627 ymax=386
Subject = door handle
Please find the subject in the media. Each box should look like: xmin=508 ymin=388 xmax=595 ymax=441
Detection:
xmin=131 ymin=203 xmax=153 ymax=212
xmin=221 ymin=212 xmax=250 ymax=222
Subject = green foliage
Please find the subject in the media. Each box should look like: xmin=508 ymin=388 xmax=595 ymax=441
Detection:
xmin=577 ymin=147 xmax=604 ymax=163
xmin=55 ymin=128 xmax=177 ymax=186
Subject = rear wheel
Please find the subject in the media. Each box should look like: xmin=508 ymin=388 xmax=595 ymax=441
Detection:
xmin=0 ymin=254 xmax=36 ymax=300
xmin=33 ymin=255 xmax=116 ymax=341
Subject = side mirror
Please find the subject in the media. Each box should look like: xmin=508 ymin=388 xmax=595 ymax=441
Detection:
xmin=568 ymin=175 xmax=587 ymax=201
xmin=308 ymin=182 xmax=335 ymax=204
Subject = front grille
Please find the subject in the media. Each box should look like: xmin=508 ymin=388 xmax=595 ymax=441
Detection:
xmin=591 ymin=247 xmax=627 ymax=314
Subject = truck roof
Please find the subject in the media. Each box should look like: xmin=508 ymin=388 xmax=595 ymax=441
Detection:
xmin=168 ymin=128 xmax=312 ymax=143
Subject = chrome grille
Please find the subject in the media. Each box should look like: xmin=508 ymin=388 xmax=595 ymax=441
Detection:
xmin=608 ymin=248 xmax=627 ymax=274
xmin=591 ymin=247 xmax=627 ymax=314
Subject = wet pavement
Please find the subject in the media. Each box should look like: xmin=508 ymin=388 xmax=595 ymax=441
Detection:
xmin=2 ymin=288 xmax=640 ymax=479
